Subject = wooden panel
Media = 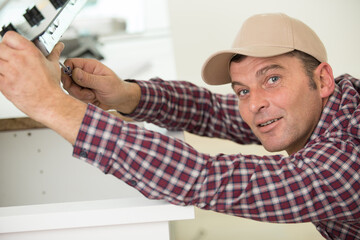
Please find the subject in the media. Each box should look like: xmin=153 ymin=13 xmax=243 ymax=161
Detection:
xmin=0 ymin=111 xmax=132 ymax=132
xmin=0 ymin=118 xmax=46 ymax=132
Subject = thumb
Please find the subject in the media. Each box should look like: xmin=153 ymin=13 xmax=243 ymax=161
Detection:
xmin=72 ymin=68 xmax=103 ymax=90
xmin=47 ymin=42 xmax=65 ymax=62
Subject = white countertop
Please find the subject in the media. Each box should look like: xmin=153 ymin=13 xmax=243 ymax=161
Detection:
xmin=0 ymin=197 xmax=194 ymax=234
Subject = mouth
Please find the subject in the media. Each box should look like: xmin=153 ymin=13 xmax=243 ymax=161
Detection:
xmin=257 ymin=118 xmax=282 ymax=128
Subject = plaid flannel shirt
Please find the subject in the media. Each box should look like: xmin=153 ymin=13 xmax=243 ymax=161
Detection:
xmin=73 ymin=74 xmax=360 ymax=240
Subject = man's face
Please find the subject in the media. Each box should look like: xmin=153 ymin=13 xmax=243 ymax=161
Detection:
xmin=230 ymin=55 xmax=323 ymax=154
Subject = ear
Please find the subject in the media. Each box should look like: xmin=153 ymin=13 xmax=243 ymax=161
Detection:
xmin=314 ymin=63 xmax=335 ymax=99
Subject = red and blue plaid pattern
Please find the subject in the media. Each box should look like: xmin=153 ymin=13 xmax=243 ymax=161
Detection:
xmin=73 ymin=74 xmax=360 ymax=239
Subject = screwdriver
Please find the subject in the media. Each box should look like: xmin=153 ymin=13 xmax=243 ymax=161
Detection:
xmin=59 ymin=61 xmax=72 ymax=76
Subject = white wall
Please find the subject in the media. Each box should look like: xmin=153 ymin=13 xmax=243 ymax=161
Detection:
xmin=167 ymin=0 xmax=360 ymax=239
xmin=168 ymin=0 xmax=360 ymax=94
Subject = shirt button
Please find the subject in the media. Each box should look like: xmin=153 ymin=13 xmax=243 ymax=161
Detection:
xmin=79 ymin=150 xmax=88 ymax=158
xmin=129 ymin=180 xmax=137 ymax=186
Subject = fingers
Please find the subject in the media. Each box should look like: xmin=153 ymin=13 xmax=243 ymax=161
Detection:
xmin=1 ymin=31 xmax=33 ymax=50
xmin=0 ymin=58 xmax=5 ymax=81
xmin=61 ymin=74 xmax=95 ymax=101
xmin=47 ymin=42 xmax=65 ymax=63
xmin=0 ymin=31 xmax=43 ymax=73
xmin=0 ymin=42 xmax=12 ymax=62
xmin=0 ymin=58 xmax=9 ymax=77
xmin=0 ymin=34 xmax=25 ymax=79
xmin=71 ymin=68 xmax=104 ymax=89
xmin=64 ymin=58 xmax=99 ymax=74
xmin=0 ymin=35 xmax=23 ymax=62
xmin=60 ymin=59 xmax=103 ymax=103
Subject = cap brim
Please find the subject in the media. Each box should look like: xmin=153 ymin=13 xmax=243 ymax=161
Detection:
xmin=201 ymin=46 xmax=294 ymax=85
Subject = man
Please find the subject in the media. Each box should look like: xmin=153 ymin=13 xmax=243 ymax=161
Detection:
xmin=0 ymin=13 xmax=359 ymax=239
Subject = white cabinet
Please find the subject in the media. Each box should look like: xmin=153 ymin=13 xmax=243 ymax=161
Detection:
xmin=0 ymin=127 xmax=193 ymax=240
xmin=0 ymin=198 xmax=194 ymax=240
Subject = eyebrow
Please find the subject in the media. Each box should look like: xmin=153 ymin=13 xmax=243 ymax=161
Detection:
xmin=256 ymin=64 xmax=284 ymax=77
xmin=231 ymin=64 xmax=285 ymax=90
xmin=231 ymin=81 xmax=245 ymax=90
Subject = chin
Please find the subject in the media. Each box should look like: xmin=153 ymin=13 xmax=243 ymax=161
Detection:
xmin=263 ymin=145 xmax=284 ymax=153
xmin=256 ymin=133 xmax=294 ymax=153
xmin=261 ymin=140 xmax=287 ymax=153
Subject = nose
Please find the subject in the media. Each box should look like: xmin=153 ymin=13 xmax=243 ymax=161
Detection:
xmin=248 ymin=90 xmax=269 ymax=113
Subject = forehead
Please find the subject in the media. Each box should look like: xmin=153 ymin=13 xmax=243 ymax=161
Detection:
xmin=229 ymin=55 xmax=301 ymax=82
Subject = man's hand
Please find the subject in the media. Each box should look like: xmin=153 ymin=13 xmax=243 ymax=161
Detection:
xmin=0 ymin=31 xmax=87 ymax=145
xmin=62 ymin=58 xmax=141 ymax=114
xmin=0 ymin=31 xmax=65 ymax=118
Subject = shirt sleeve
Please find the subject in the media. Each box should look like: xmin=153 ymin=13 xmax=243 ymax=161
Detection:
xmin=73 ymin=104 xmax=360 ymax=224
xmin=125 ymin=78 xmax=260 ymax=145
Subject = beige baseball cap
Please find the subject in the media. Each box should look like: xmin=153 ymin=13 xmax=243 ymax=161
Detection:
xmin=201 ymin=13 xmax=327 ymax=85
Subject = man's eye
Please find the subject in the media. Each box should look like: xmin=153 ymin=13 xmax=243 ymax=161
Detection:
xmin=237 ymin=89 xmax=249 ymax=97
xmin=268 ymin=76 xmax=279 ymax=84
